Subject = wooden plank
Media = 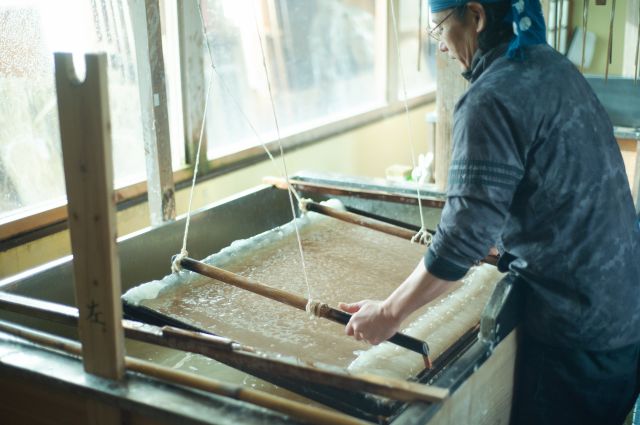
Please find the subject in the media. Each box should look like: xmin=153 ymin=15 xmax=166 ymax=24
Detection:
xmin=0 ymin=374 xmax=87 ymax=425
xmin=54 ymin=52 xmax=125 ymax=423
xmin=0 ymin=373 xmax=160 ymax=425
xmin=0 ymin=320 xmax=371 ymax=425
xmin=429 ymin=329 xmax=518 ymax=424
xmin=0 ymin=179 xmax=148 ymax=242
xmin=129 ymin=0 xmax=176 ymax=226
xmin=263 ymin=175 xmax=446 ymax=208
xmin=0 ymin=203 xmax=67 ymax=241
xmin=178 ymin=0 xmax=208 ymax=169
xmin=434 ymin=51 xmax=467 ymax=191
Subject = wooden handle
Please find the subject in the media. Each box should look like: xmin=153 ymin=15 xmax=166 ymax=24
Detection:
xmin=305 ymin=201 xmax=417 ymax=241
xmin=180 ymin=257 xmax=309 ymax=310
xmin=180 ymin=257 xmax=432 ymax=358
xmin=305 ymin=201 xmax=499 ymax=267
xmin=322 ymin=307 xmax=430 ymax=357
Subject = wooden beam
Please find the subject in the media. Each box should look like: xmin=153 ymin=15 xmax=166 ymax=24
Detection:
xmin=54 ymin=52 xmax=125 ymax=423
xmin=434 ymin=52 xmax=467 ymax=191
xmin=129 ymin=0 xmax=176 ymax=225
xmin=428 ymin=330 xmax=517 ymax=424
xmin=0 ymin=293 xmax=449 ymax=405
xmin=263 ymin=175 xmax=446 ymax=208
xmin=0 ymin=320 xmax=370 ymax=425
xmin=301 ymin=200 xmax=499 ymax=266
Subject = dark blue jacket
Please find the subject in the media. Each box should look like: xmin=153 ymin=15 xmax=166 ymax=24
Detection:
xmin=425 ymin=43 xmax=640 ymax=350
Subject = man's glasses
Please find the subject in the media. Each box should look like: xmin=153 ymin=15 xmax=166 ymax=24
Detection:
xmin=427 ymin=9 xmax=456 ymax=42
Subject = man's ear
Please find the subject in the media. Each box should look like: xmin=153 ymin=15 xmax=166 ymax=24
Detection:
xmin=466 ymin=2 xmax=487 ymax=33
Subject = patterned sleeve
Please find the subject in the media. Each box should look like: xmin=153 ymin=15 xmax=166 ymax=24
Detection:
xmin=425 ymin=92 xmax=526 ymax=280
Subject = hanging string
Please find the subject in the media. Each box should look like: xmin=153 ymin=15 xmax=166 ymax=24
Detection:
xmin=178 ymin=1 xmax=313 ymax=306
xmin=195 ymin=0 xmax=306 ymax=207
xmin=389 ymin=0 xmax=431 ymax=246
xmin=252 ymin=6 xmax=313 ymax=305
xmin=172 ymin=72 xmax=215 ymax=273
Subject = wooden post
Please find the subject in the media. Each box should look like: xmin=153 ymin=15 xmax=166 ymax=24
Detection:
xmin=178 ymin=0 xmax=208 ymax=170
xmin=129 ymin=0 xmax=176 ymax=225
xmin=434 ymin=51 xmax=467 ymax=191
xmin=55 ymin=53 xmax=125 ymax=424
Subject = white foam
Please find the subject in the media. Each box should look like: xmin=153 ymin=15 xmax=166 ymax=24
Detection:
xmin=347 ymin=264 xmax=505 ymax=379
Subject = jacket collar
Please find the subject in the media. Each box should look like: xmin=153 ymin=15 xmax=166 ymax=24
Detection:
xmin=461 ymin=42 xmax=510 ymax=83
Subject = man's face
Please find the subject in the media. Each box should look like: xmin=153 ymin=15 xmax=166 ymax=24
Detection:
xmin=430 ymin=7 xmax=481 ymax=71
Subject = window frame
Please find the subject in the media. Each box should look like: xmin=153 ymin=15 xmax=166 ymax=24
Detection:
xmin=0 ymin=0 xmax=436 ymax=248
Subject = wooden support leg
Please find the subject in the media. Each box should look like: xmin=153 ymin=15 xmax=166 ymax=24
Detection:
xmin=55 ymin=52 xmax=125 ymax=424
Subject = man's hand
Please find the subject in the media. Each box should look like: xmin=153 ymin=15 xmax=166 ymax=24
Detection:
xmin=338 ymin=300 xmax=401 ymax=345
xmin=338 ymin=260 xmax=455 ymax=346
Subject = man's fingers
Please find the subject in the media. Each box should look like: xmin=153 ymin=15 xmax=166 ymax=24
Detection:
xmin=338 ymin=301 xmax=363 ymax=313
xmin=345 ymin=319 xmax=354 ymax=336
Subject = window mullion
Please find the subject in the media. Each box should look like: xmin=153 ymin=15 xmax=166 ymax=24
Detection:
xmin=178 ymin=0 xmax=208 ymax=173
xmin=129 ymin=0 xmax=176 ymax=225
xmin=385 ymin=0 xmax=399 ymax=105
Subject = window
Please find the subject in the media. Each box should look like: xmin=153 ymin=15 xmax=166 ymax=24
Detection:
xmin=0 ymin=0 xmax=146 ymax=220
xmin=1 ymin=0 xmax=437 ymax=237
xmin=395 ymin=0 xmax=436 ymax=99
xmin=546 ymin=0 xmax=570 ymax=54
xmin=198 ymin=0 xmax=385 ymax=160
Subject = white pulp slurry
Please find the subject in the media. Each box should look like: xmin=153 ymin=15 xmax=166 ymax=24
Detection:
xmin=124 ymin=199 xmax=505 ymax=379
xmin=347 ymin=264 xmax=505 ymax=379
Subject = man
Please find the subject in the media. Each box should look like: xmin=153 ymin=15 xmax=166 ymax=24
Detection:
xmin=339 ymin=1 xmax=640 ymax=424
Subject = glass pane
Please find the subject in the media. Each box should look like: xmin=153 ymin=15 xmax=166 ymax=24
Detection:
xmin=200 ymin=0 xmax=384 ymax=160
xmin=0 ymin=0 xmax=145 ymax=220
xmin=396 ymin=0 xmax=436 ymax=99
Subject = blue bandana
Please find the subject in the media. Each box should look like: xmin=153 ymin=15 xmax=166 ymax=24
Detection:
xmin=429 ymin=0 xmax=547 ymax=59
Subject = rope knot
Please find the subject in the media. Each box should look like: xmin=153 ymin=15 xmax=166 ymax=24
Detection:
xmin=411 ymin=228 xmax=433 ymax=246
xmin=298 ymin=198 xmax=312 ymax=213
xmin=171 ymin=249 xmax=189 ymax=274
xmin=305 ymin=299 xmax=322 ymax=318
